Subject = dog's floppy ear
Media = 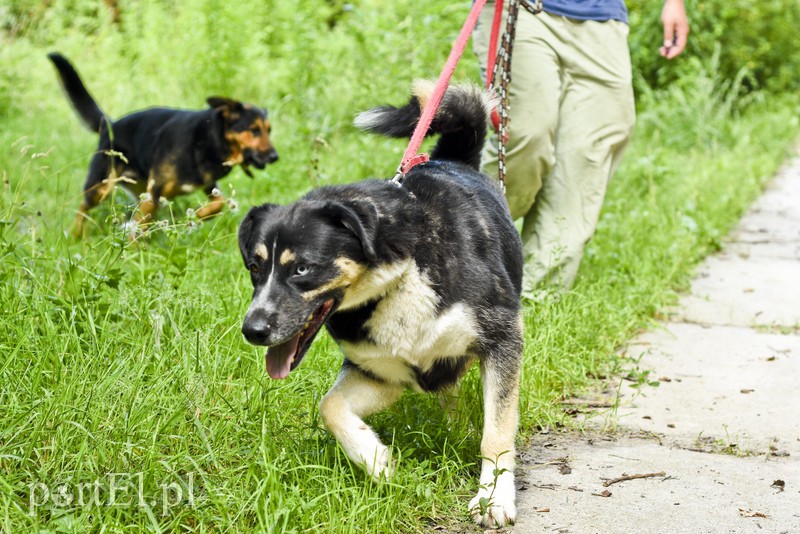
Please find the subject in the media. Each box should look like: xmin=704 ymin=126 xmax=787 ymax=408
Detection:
xmin=238 ymin=203 xmax=279 ymax=264
xmin=318 ymin=201 xmax=379 ymax=263
xmin=207 ymin=96 xmax=245 ymax=117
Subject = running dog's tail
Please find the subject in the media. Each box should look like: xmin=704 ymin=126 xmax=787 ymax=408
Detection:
xmin=47 ymin=52 xmax=106 ymax=133
xmin=354 ymin=81 xmax=494 ymax=171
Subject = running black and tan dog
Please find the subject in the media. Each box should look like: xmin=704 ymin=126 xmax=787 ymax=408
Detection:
xmin=238 ymin=83 xmax=522 ymax=527
xmin=48 ymin=52 xmax=279 ymax=237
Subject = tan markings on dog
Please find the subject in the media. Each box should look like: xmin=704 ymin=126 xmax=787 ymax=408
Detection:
xmin=95 ymin=178 xmax=115 ymax=203
xmin=134 ymin=196 xmax=158 ymax=225
xmin=72 ymin=166 xmax=141 ymax=237
xmin=279 ymin=249 xmax=296 ymax=265
xmin=151 ymin=162 xmax=180 ymax=199
xmin=224 ymin=117 xmax=274 ymax=167
xmin=196 ymin=191 xmax=226 ymax=220
xmin=255 ymin=244 xmax=268 ymax=260
xmin=319 ymin=367 xmax=404 ymax=480
xmin=412 ymin=79 xmax=436 ymax=110
xmin=74 ymin=170 xmax=123 ymax=237
xmin=223 ymin=134 xmax=245 ymax=167
xmin=471 ymin=354 xmax=520 ymax=524
xmin=132 ymin=178 xmax=162 ymax=226
xmin=301 ymin=257 xmax=367 ymax=301
xmin=480 ymin=359 xmax=520 ymax=458
xmin=337 ymin=259 xmax=412 ymax=311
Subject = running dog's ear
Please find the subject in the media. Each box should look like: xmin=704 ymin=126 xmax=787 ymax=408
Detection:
xmin=207 ymin=96 xmax=245 ymax=120
xmin=207 ymin=96 xmax=244 ymax=110
xmin=319 ymin=201 xmax=379 ymax=263
xmin=238 ymin=203 xmax=279 ymax=264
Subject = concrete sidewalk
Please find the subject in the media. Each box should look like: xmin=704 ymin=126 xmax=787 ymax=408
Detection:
xmin=513 ymin=157 xmax=800 ymax=533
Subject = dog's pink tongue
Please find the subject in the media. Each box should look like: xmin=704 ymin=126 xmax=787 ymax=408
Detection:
xmin=265 ymin=336 xmax=299 ymax=379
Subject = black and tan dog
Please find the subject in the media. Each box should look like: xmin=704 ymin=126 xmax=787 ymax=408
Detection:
xmin=238 ymin=82 xmax=523 ymax=527
xmin=48 ymin=52 xmax=278 ymax=237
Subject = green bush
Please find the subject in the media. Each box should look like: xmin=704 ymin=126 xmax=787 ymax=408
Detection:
xmin=628 ymin=0 xmax=800 ymax=94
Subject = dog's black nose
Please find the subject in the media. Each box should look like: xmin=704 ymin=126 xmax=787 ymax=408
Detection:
xmin=267 ymin=150 xmax=279 ymax=164
xmin=242 ymin=317 xmax=272 ymax=345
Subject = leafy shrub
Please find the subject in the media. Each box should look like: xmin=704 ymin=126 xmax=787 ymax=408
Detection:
xmin=628 ymin=0 xmax=800 ymax=94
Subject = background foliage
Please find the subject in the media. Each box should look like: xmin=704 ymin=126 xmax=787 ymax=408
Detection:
xmin=1 ymin=0 xmax=798 ymax=531
xmin=628 ymin=0 xmax=800 ymax=94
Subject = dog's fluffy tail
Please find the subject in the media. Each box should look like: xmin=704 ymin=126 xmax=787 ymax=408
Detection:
xmin=47 ymin=52 xmax=106 ymax=133
xmin=354 ymin=81 xmax=495 ymax=171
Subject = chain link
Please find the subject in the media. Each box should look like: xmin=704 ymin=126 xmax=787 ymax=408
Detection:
xmin=520 ymin=0 xmax=543 ymax=16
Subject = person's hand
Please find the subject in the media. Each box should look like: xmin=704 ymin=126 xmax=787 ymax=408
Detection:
xmin=660 ymin=0 xmax=689 ymax=59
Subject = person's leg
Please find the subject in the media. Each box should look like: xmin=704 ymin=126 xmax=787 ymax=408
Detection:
xmin=519 ymin=17 xmax=635 ymax=293
xmin=472 ymin=4 xmax=561 ymax=221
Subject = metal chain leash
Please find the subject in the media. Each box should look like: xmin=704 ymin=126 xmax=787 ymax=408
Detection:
xmin=488 ymin=0 xmax=542 ymax=192
xmin=520 ymin=0 xmax=543 ymax=16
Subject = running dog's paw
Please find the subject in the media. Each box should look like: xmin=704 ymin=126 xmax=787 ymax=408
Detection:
xmin=468 ymin=485 xmax=516 ymax=528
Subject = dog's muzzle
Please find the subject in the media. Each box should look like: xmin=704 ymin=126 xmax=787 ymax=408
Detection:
xmin=247 ymin=149 xmax=279 ymax=169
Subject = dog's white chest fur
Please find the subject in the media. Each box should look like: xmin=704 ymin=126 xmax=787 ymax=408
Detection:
xmin=339 ymin=259 xmax=478 ymax=387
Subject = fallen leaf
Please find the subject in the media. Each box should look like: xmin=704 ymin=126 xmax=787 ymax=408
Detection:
xmin=740 ymin=389 xmax=755 ymax=394
xmin=738 ymin=508 xmax=767 ymax=518
xmin=592 ymin=490 xmax=612 ymax=498
xmin=771 ymin=479 xmax=785 ymax=492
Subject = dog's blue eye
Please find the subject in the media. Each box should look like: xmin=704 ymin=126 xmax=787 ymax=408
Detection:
xmin=294 ymin=264 xmax=310 ymax=276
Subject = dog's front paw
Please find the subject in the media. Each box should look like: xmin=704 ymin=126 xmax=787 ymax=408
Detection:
xmin=364 ymin=444 xmax=394 ymax=482
xmin=468 ymin=483 xmax=516 ymax=528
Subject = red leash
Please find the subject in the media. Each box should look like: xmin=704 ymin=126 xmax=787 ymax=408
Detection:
xmin=394 ymin=0 xmax=540 ymax=186
xmin=394 ymin=0 xmax=489 ymax=182
xmin=486 ymin=0 xmax=505 ymax=131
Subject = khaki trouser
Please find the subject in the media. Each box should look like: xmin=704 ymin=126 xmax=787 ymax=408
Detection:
xmin=473 ymin=6 xmax=635 ymax=297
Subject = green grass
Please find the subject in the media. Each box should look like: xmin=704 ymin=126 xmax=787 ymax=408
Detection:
xmin=2 ymin=1 xmax=799 ymax=531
